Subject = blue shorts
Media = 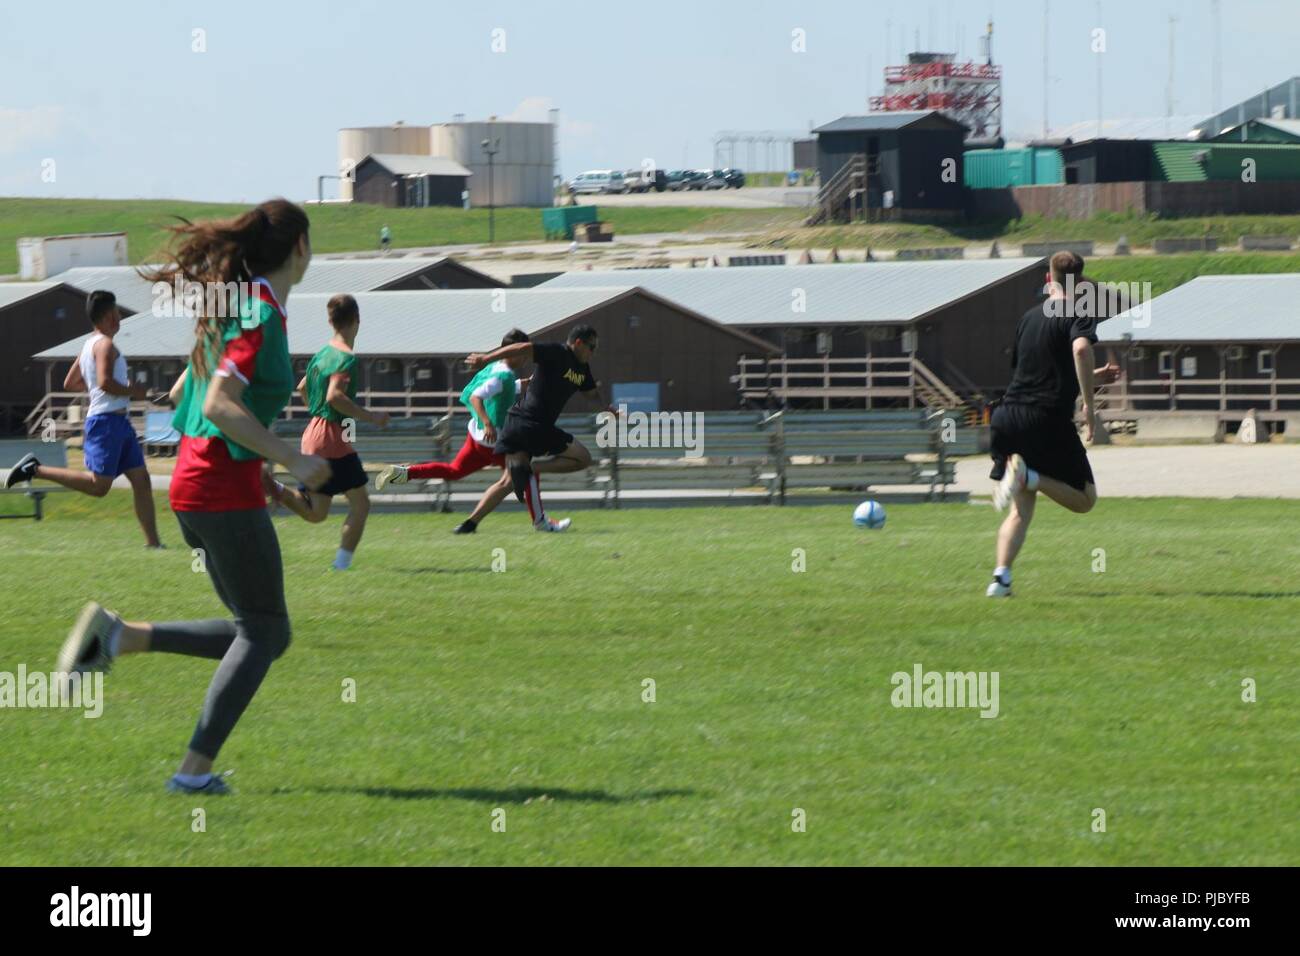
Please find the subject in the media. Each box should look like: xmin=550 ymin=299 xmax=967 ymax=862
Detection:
xmin=83 ymin=413 xmax=145 ymax=478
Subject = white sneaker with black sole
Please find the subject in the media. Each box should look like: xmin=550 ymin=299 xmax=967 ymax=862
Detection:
xmin=534 ymin=517 xmax=571 ymax=533
xmin=992 ymin=454 xmax=1028 ymax=511
xmin=56 ymin=602 xmax=121 ymax=696
xmin=985 ymin=575 xmax=1012 ymax=598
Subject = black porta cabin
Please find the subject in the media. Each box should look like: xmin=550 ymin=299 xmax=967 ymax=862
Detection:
xmin=0 ymin=282 xmax=93 ymax=433
xmin=812 ymin=111 xmax=968 ymax=220
xmin=353 ymin=154 xmax=472 ymax=208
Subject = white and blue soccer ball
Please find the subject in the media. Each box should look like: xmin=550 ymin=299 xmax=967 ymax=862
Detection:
xmin=853 ymin=499 xmax=886 ymax=530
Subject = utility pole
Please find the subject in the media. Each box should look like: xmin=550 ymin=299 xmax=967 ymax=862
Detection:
xmin=1210 ymin=0 xmax=1222 ymax=115
xmin=1096 ymin=0 xmax=1104 ymax=140
xmin=1166 ymin=15 xmax=1177 ymax=138
xmin=1042 ymin=0 xmax=1050 ymax=138
xmin=480 ymin=137 xmax=499 ymax=244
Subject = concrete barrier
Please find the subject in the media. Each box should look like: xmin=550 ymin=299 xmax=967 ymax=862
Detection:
xmin=894 ymin=246 xmax=965 ymax=261
xmin=1021 ymin=241 xmax=1095 ymax=258
xmin=1238 ymin=235 xmax=1294 ymax=251
xmin=1134 ymin=414 xmax=1224 ymax=442
xmin=1153 ymin=237 xmax=1219 ymax=253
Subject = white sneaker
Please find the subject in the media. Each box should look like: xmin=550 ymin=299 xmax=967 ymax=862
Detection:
xmin=985 ymin=576 xmax=1012 ymax=598
xmin=57 ymin=602 xmax=120 ymax=694
xmin=375 ymin=464 xmax=408 ymax=492
xmin=992 ymin=454 xmax=1027 ymax=511
xmin=534 ymin=517 xmax=571 ymax=533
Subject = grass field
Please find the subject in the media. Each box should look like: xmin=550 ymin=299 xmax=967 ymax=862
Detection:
xmin=0 ymin=197 xmax=802 ymax=275
xmin=766 ymin=212 xmax=1300 ymax=252
xmin=1 ymin=491 xmax=1297 ymax=865
xmin=1086 ymin=251 xmax=1300 ymax=298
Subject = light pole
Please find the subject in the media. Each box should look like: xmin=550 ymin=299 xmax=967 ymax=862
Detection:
xmin=481 ymin=137 xmax=499 ymax=244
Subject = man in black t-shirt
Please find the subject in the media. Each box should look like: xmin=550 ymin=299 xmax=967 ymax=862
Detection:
xmin=985 ymin=251 xmax=1122 ymax=598
xmin=464 ymin=324 xmax=617 ymax=532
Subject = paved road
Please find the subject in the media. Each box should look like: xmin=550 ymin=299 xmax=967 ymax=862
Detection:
xmin=955 ymin=443 xmax=1300 ymax=499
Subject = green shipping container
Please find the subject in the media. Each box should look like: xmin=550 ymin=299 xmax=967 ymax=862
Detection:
xmin=541 ymin=205 xmax=599 ymax=239
xmin=1204 ymin=143 xmax=1300 ymax=182
xmin=964 ymin=148 xmax=1063 ymax=189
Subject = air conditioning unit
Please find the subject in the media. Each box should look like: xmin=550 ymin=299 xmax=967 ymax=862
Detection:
xmin=1128 ymin=347 xmax=1147 ymax=360
xmin=374 ymin=359 xmax=395 ymax=374
xmin=901 ymin=328 xmax=918 ymax=353
xmin=815 ymin=331 xmax=833 ymax=355
xmin=1225 ymin=346 xmax=1246 ymax=361
xmin=416 ymin=368 xmax=432 ymax=380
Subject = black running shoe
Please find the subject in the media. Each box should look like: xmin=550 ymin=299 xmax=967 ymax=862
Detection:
xmin=508 ymin=460 xmax=532 ymax=504
xmin=5 ymin=452 xmax=39 ymax=488
xmin=452 ymin=519 xmax=478 ymax=534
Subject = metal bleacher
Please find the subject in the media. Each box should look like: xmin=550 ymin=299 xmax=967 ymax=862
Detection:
xmin=268 ymin=407 xmax=958 ymax=510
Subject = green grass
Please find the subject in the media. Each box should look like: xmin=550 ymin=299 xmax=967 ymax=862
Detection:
xmin=1 ymin=492 xmax=1296 ymax=865
xmin=1087 ymin=252 xmax=1300 ymax=298
xmin=769 ymin=212 xmax=1300 ymax=252
xmin=0 ymin=197 xmax=802 ymax=275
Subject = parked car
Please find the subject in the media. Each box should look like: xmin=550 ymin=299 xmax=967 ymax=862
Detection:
xmin=568 ymin=170 xmax=627 ymax=195
xmin=721 ymin=168 xmax=746 ymax=189
xmin=698 ymin=169 xmax=728 ymax=190
xmin=680 ymin=170 xmax=711 ymax=190
xmin=664 ymin=170 xmax=690 ymax=191
xmin=623 ymin=168 xmax=668 ymax=192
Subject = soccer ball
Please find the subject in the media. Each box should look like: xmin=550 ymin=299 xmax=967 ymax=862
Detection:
xmin=853 ymin=500 xmax=886 ymax=530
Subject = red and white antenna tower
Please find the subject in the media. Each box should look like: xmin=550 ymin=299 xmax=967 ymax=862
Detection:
xmin=868 ymin=20 xmax=1002 ymax=142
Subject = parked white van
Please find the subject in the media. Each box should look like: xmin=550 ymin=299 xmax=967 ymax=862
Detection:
xmin=567 ymin=170 xmax=626 ymax=195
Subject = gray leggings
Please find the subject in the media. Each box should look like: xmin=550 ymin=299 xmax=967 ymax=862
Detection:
xmin=149 ymin=507 xmax=291 ymax=759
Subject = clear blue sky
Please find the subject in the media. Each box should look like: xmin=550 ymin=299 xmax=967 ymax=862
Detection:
xmin=2 ymin=0 xmax=1297 ymax=201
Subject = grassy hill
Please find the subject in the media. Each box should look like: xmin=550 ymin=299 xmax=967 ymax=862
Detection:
xmin=0 ymin=197 xmax=802 ymax=275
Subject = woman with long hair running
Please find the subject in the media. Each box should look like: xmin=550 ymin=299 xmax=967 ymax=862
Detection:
xmin=54 ymin=198 xmax=329 ymax=795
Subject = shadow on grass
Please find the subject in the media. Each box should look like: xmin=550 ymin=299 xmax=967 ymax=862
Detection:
xmin=1074 ymin=590 xmax=1300 ymax=600
xmin=275 ymin=785 xmax=698 ymax=803
xmin=392 ymin=567 xmax=496 ymax=576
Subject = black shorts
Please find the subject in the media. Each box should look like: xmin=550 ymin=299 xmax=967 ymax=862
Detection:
xmin=989 ymin=403 xmax=1095 ymax=493
xmin=494 ymin=413 xmax=574 ymax=458
xmin=302 ymin=452 xmax=369 ymax=497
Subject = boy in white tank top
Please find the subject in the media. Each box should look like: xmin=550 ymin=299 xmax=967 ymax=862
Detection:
xmin=4 ymin=291 xmax=163 ymax=547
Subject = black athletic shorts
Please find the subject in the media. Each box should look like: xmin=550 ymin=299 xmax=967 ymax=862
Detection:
xmin=494 ymin=412 xmax=574 ymax=458
xmin=989 ymin=402 xmax=1095 ymax=493
xmin=301 ymin=452 xmax=369 ymax=497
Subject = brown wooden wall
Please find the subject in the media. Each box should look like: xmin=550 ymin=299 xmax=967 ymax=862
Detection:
xmin=1 ymin=286 xmax=93 ymax=431
xmin=920 ymin=266 xmax=1049 ymax=394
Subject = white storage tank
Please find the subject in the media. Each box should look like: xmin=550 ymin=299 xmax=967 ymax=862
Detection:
xmin=18 ymin=233 xmax=128 ymax=280
xmin=337 ymin=124 xmax=432 ymax=200
xmin=430 ymin=121 xmax=554 ymax=208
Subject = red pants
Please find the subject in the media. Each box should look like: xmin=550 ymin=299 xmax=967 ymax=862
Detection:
xmin=408 ymin=435 xmax=546 ymax=522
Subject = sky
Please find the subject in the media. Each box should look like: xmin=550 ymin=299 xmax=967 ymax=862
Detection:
xmin=2 ymin=0 xmax=1298 ymax=202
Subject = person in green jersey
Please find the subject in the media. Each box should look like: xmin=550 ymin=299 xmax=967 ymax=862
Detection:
xmin=54 ymin=198 xmax=330 ymax=796
xmin=265 ymin=294 xmax=390 ymax=570
xmin=375 ymin=328 xmax=564 ymax=533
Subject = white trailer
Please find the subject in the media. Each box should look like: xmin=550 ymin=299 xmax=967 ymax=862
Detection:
xmin=18 ymin=232 xmax=128 ymax=280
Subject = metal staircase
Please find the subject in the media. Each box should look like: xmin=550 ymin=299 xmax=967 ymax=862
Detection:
xmin=806 ymin=155 xmax=867 ymax=226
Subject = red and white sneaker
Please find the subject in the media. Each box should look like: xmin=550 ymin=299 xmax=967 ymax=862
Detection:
xmin=534 ymin=516 xmax=571 ymax=533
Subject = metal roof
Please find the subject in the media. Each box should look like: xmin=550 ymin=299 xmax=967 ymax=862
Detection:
xmin=1099 ymin=274 xmax=1300 ymax=343
xmin=35 ymin=288 xmax=637 ymax=360
xmin=543 ymin=258 xmax=1044 ymax=327
xmin=48 ymin=257 xmax=475 ymax=314
xmin=1047 ymin=115 xmax=1208 ymax=142
xmin=813 ymin=111 xmax=963 ymax=134
xmin=0 ymin=281 xmax=67 ymax=310
xmin=364 ymin=154 xmax=473 ymax=177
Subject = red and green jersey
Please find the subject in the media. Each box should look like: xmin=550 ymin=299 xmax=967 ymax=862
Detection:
xmin=304 ymin=344 xmax=357 ymax=423
xmin=169 ymin=280 xmax=294 ymax=512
